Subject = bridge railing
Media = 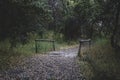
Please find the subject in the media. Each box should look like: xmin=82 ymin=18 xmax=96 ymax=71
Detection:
xmin=78 ymin=39 xmax=91 ymax=57
xmin=35 ymin=39 xmax=55 ymax=53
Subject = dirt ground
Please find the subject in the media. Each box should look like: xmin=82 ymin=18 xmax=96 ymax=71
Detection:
xmin=0 ymin=47 xmax=86 ymax=80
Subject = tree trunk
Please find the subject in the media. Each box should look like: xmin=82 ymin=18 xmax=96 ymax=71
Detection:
xmin=111 ymin=2 xmax=120 ymax=50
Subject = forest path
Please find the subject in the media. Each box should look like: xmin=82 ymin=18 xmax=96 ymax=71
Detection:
xmin=0 ymin=46 xmax=86 ymax=80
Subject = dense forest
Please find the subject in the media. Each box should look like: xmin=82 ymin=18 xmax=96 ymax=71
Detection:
xmin=0 ymin=0 xmax=120 ymax=50
xmin=0 ymin=0 xmax=120 ymax=80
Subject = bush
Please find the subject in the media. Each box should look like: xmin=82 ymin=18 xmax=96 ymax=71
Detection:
xmin=80 ymin=39 xmax=120 ymax=80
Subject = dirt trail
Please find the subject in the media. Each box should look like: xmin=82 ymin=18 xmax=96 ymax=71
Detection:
xmin=0 ymin=46 xmax=85 ymax=80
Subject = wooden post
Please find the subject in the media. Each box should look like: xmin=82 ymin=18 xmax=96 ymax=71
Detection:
xmin=53 ymin=41 xmax=55 ymax=51
xmin=78 ymin=39 xmax=91 ymax=57
xmin=78 ymin=42 xmax=81 ymax=57
xmin=35 ymin=40 xmax=38 ymax=53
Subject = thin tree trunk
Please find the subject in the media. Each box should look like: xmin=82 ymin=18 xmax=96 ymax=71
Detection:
xmin=111 ymin=2 xmax=120 ymax=50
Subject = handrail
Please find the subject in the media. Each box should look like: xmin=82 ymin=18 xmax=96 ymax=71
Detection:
xmin=35 ymin=39 xmax=55 ymax=42
xmin=35 ymin=39 xmax=55 ymax=53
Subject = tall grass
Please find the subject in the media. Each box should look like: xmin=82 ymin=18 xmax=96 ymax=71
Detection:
xmin=0 ymin=40 xmax=25 ymax=70
xmin=79 ymin=38 xmax=120 ymax=80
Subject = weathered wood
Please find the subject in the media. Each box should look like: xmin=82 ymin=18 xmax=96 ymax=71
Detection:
xmin=53 ymin=41 xmax=55 ymax=51
xmin=78 ymin=39 xmax=91 ymax=57
xmin=35 ymin=40 xmax=38 ymax=53
xmin=35 ymin=39 xmax=55 ymax=53
xmin=35 ymin=39 xmax=55 ymax=42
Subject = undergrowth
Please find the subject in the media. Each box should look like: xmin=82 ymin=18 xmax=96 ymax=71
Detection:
xmin=79 ymin=38 xmax=120 ymax=80
xmin=0 ymin=37 xmax=77 ymax=70
xmin=0 ymin=40 xmax=58 ymax=70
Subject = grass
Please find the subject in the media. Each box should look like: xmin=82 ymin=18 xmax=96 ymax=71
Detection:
xmin=0 ymin=40 xmax=56 ymax=67
xmin=35 ymin=41 xmax=56 ymax=53
xmin=79 ymin=38 xmax=120 ymax=80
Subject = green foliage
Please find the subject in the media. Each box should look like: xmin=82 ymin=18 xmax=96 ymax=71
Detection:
xmin=0 ymin=0 xmax=52 ymax=47
xmin=35 ymin=41 xmax=54 ymax=53
xmin=0 ymin=40 xmax=11 ymax=53
xmin=62 ymin=0 xmax=105 ymax=39
xmin=93 ymin=0 xmax=120 ymax=50
xmin=0 ymin=40 xmax=25 ymax=70
xmin=0 ymin=0 xmax=120 ymax=50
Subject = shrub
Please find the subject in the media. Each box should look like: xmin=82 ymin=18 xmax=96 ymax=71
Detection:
xmin=80 ymin=39 xmax=120 ymax=80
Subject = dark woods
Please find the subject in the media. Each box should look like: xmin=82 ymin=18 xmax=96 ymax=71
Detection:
xmin=0 ymin=0 xmax=120 ymax=51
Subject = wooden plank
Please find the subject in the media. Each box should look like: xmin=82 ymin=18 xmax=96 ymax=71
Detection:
xmin=53 ymin=41 xmax=55 ymax=51
xmin=35 ymin=39 xmax=55 ymax=42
